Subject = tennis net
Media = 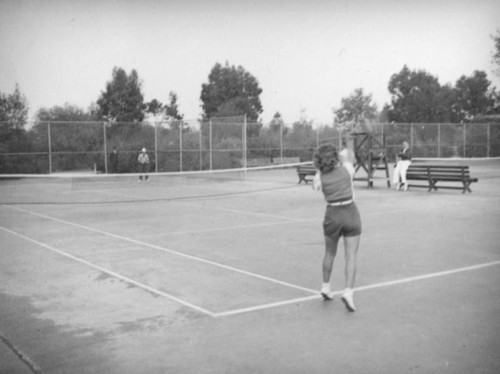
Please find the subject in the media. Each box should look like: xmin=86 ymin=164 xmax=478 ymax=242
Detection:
xmin=0 ymin=163 xmax=309 ymax=205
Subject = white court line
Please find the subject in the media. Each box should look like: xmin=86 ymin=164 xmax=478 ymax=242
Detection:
xmin=94 ymin=188 xmax=306 ymax=222
xmin=214 ymin=260 xmax=500 ymax=318
xmin=3 ymin=205 xmax=318 ymax=295
xmin=0 ymin=332 xmax=43 ymax=374
xmin=171 ymin=200 xmax=306 ymax=222
xmin=0 ymin=225 xmax=216 ymax=317
xmin=135 ymin=209 xmax=406 ymax=239
xmin=136 ymin=219 xmax=316 ymax=239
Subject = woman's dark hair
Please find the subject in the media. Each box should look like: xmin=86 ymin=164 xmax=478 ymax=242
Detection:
xmin=313 ymin=144 xmax=339 ymax=173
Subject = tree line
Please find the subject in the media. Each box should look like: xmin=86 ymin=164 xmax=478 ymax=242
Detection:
xmin=1 ymin=31 xmax=500 ymax=173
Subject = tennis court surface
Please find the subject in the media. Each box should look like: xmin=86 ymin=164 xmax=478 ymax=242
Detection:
xmin=1 ymin=160 xmax=499 ymax=373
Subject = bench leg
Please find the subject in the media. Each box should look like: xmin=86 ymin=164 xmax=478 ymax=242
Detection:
xmin=463 ymin=181 xmax=472 ymax=193
xmin=428 ymin=179 xmax=437 ymax=192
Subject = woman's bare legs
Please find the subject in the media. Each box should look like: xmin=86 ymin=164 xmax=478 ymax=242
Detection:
xmin=342 ymin=235 xmax=361 ymax=311
xmin=321 ymin=236 xmax=339 ymax=299
xmin=322 ymin=236 xmax=339 ymax=282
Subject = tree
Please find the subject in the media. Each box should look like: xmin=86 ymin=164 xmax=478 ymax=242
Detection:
xmin=96 ymin=67 xmax=146 ymax=123
xmin=200 ymin=62 xmax=263 ymax=121
xmin=35 ymin=104 xmax=95 ymax=123
xmin=145 ymin=99 xmax=164 ymax=119
xmin=30 ymin=104 xmax=101 ymax=171
xmin=165 ymin=91 xmax=184 ymax=122
xmin=0 ymin=84 xmax=30 ymax=157
xmin=0 ymin=84 xmax=29 ymax=131
xmin=334 ymin=88 xmax=377 ymax=129
xmin=387 ymin=65 xmax=452 ymax=123
xmin=0 ymin=85 xmax=30 ymax=174
xmin=454 ymin=70 xmax=496 ymax=121
xmin=492 ymin=29 xmax=500 ymax=76
xmin=269 ymin=112 xmax=285 ymax=133
xmin=33 ymin=104 xmax=99 ymax=152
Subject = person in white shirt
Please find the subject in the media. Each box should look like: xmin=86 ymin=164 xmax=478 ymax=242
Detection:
xmin=393 ymin=141 xmax=412 ymax=190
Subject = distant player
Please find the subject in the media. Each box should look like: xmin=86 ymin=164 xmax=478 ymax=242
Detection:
xmin=313 ymin=144 xmax=362 ymax=312
xmin=138 ymin=148 xmax=150 ymax=181
xmin=109 ymin=147 xmax=119 ymax=173
xmin=393 ymin=141 xmax=412 ymax=190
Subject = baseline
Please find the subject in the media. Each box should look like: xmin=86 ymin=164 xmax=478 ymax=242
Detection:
xmin=213 ymin=260 xmax=500 ymax=317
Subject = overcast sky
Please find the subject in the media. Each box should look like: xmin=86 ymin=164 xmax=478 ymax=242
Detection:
xmin=1 ymin=0 xmax=499 ymax=125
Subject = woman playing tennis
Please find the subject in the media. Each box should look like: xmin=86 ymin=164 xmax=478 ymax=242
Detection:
xmin=312 ymin=144 xmax=362 ymax=312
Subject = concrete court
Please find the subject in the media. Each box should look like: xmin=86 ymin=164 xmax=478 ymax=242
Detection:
xmin=0 ymin=161 xmax=499 ymax=373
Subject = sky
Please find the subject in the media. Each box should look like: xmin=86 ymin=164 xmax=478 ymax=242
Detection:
xmin=1 ymin=0 xmax=499 ymax=125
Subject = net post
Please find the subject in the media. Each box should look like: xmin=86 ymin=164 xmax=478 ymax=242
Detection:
xmin=48 ymin=122 xmax=52 ymax=174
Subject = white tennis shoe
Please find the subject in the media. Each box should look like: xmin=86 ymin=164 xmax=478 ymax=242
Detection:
xmin=341 ymin=290 xmax=356 ymax=312
xmin=320 ymin=286 xmax=334 ymax=300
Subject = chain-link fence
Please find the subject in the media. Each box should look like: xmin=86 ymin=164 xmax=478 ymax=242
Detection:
xmin=383 ymin=122 xmax=500 ymax=160
xmin=1 ymin=119 xmax=499 ymax=174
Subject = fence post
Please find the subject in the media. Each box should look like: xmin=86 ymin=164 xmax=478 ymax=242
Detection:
xmin=463 ymin=123 xmax=466 ymax=157
xmin=242 ymin=113 xmax=248 ymax=169
xmin=48 ymin=122 xmax=52 ymax=174
xmin=209 ymin=119 xmax=212 ymax=170
xmin=410 ymin=123 xmax=414 ymax=149
xmin=103 ymin=122 xmax=108 ymax=174
xmin=199 ymin=124 xmax=203 ymax=170
xmin=437 ymin=123 xmax=441 ymax=158
xmin=280 ymin=121 xmax=283 ymax=164
xmin=487 ymin=123 xmax=490 ymax=158
xmin=179 ymin=121 xmax=183 ymax=172
xmin=155 ymin=122 xmax=159 ymax=173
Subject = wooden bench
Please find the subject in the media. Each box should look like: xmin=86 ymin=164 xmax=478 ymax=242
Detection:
xmin=405 ymin=164 xmax=478 ymax=193
xmin=297 ymin=164 xmax=317 ymax=184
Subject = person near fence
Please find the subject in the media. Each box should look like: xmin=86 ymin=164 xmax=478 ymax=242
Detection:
xmin=393 ymin=141 xmax=412 ymax=190
xmin=312 ymin=143 xmax=362 ymax=312
xmin=109 ymin=147 xmax=119 ymax=173
xmin=138 ymin=148 xmax=150 ymax=181
xmin=339 ymin=139 xmax=356 ymax=174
